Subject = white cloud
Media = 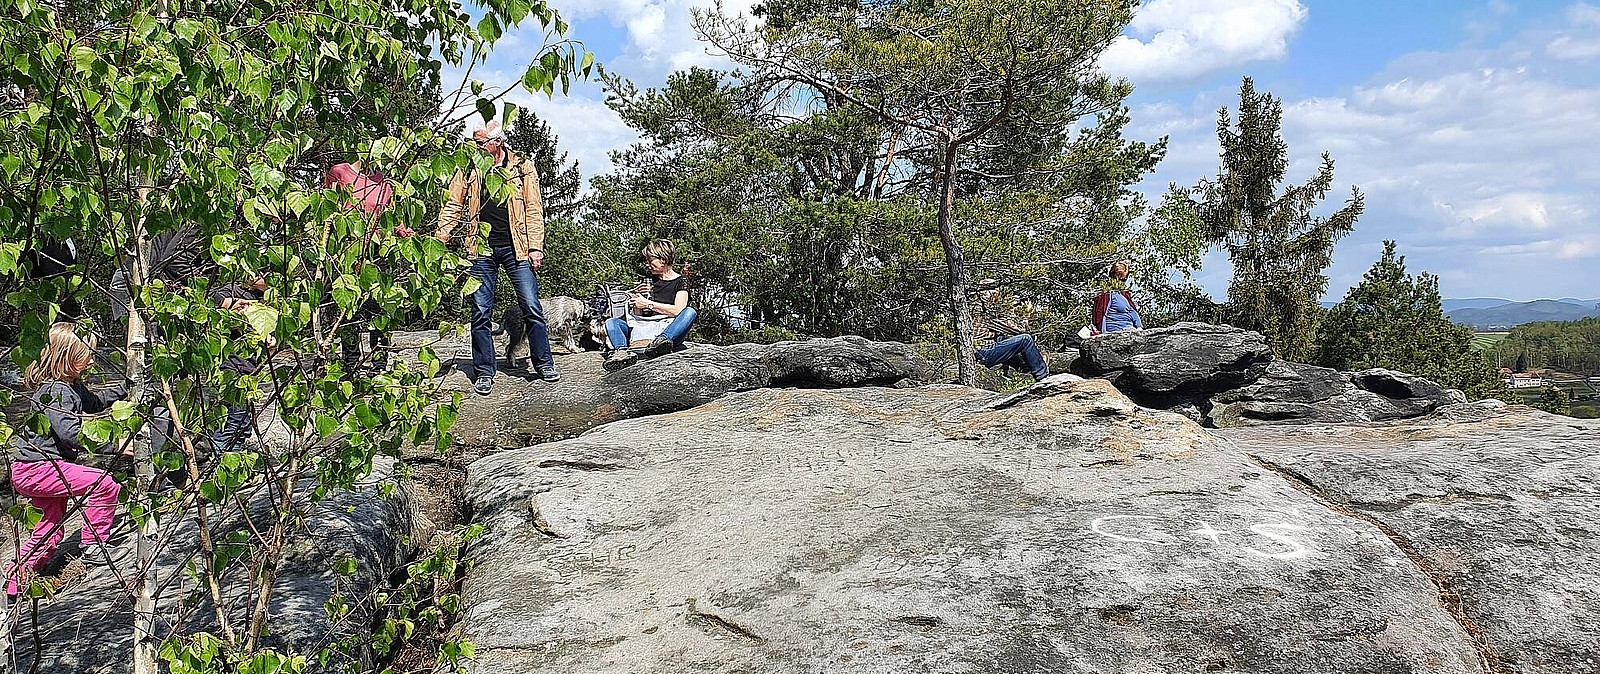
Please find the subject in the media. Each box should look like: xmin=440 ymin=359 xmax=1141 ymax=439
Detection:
xmin=439 ymin=0 xmax=767 ymax=183
xmin=1101 ymin=0 xmax=1308 ymax=82
xmin=1548 ymin=3 xmax=1600 ymax=60
xmin=1570 ymin=1 xmax=1600 ymax=23
xmin=516 ymin=90 xmax=640 ymax=179
xmin=556 ymin=0 xmax=758 ymax=81
xmin=1483 ymin=235 xmax=1600 ymax=259
xmin=1130 ymin=6 xmax=1600 ymax=299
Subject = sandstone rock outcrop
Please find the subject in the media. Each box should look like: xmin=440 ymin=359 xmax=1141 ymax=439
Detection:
xmin=1207 ymin=363 xmax=1466 ymax=427
xmin=447 ymin=336 xmax=936 ymax=449
xmin=1220 ymin=404 xmax=1600 ymax=673
xmin=1072 ymin=324 xmax=1467 ymax=427
xmin=1072 ymin=322 xmax=1274 ymax=395
xmin=12 ymin=457 xmax=425 ymax=674
xmin=457 ymin=379 xmax=1544 ymax=674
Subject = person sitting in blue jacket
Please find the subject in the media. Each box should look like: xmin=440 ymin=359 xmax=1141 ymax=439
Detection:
xmin=1093 ymin=262 xmax=1143 ymax=334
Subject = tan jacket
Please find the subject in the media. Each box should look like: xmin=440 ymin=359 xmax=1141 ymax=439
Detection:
xmin=434 ymin=155 xmax=545 ymax=260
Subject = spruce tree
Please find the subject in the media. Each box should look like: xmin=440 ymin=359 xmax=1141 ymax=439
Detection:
xmin=1536 ymin=385 xmax=1572 ymax=416
xmin=1315 ymin=241 xmax=1510 ymax=401
xmin=1188 ymin=78 xmax=1364 ymax=360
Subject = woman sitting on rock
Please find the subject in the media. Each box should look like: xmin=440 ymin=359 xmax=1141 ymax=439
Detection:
xmin=6 ymin=323 xmax=132 ymax=595
xmin=1093 ymin=262 xmax=1143 ymax=334
xmin=603 ymin=239 xmax=697 ymax=372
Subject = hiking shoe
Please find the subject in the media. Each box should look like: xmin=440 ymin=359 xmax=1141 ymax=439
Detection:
xmin=473 ymin=376 xmax=494 ymax=396
xmin=536 ymin=366 xmax=562 ymax=383
xmin=602 ymin=350 xmax=638 ymax=373
xmin=78 ymin=542 xmax=132 ymax=567
xmin=640 ymin=338 xmax=675 ymax=360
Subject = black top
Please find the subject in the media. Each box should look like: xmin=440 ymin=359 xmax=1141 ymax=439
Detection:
xmin=478 ymin=173 xmax=513 ymax=248
xmin=24 ymin=239 xmax=76 ymax=279
xmin=645 ymin=275 xmax=690 ymax=315
xmin=13 ymin=380 xmax=126 ymax=463
xmin=150 ymin=225 xmax=204 ymax=283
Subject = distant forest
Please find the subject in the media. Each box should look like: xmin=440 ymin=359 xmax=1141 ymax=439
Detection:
xmin=1491 ymin=317 xmax=1600 ymax=375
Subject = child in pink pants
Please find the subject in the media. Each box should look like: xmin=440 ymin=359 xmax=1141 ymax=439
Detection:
xmin=6 ymin=323 xmax=130 ymax=595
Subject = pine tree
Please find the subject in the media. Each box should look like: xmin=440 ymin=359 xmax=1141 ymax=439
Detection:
xmin=1187 ymin=78 xmax=1364 ymax=361
xmin=1315 ymin=241 xmax=1510 ymax=400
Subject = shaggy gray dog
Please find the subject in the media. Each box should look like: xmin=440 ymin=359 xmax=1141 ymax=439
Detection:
xmin=498 ymin=296 xmax=602 ymax=362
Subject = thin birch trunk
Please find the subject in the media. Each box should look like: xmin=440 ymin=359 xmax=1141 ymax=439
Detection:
xmin=129 ymin=183 xmax=160 ymax=674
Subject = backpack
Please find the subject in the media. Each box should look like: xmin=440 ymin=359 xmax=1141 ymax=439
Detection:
xmin=149 ymin=226 xmax=205 ymax=283
xmin=590 ymin=284 xmax=631 ymax=322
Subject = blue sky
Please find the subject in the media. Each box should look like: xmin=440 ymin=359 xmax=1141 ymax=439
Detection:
xmin=457 ymin=0 xmax=1600 ymax=302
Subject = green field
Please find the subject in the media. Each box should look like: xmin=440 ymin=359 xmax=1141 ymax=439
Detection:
xmin=1470 ymin=332 xmax=1509 ymax=351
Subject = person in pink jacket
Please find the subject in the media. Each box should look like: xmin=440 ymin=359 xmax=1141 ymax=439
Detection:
xmin=6 ymin=323 xmax=133 ymax=595
xmin=325 ymin=160 xmax=405 ymax=372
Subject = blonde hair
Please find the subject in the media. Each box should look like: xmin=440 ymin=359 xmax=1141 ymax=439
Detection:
xmin=642 ymin=239 xmax=676 ymax=267
xmin=23 ymin=322 xmax=96 ymax=390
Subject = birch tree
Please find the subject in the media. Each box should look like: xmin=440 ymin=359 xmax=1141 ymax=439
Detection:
xmin=0 ymin=0 xmax=592 ymax=670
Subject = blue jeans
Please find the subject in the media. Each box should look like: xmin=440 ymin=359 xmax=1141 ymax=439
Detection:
xmin=976 ymin=333 xmax=1049 ymax=381
xmin=470 ymin=245 xmax=554 ymax=379
xmin=211 ymin=404 xmax=251 ymax=452
xmin=606 ymin=307 xmax=698 ymax=349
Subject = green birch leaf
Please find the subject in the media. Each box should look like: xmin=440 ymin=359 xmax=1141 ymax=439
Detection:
xmin=174 ymin=18 xmax=202 ymax=43
xmin=241 ymin=303 xmax=280 ymax=337
xmin=477 ymin=15 xmax=500 ymax=42
xmin=81 ymin=418 xmax=116 ymax=444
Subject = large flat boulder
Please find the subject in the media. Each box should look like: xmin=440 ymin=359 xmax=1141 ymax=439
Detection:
xmin=1218 ymin=404 xmax=1600 ymax=673
xmin=460 ymin=380 xmax=1498 ymax=673
xmin=1072 ymin=322 xmax=1274 ymax=397
xmin=446 ymin=336 xmax=935 ymax=449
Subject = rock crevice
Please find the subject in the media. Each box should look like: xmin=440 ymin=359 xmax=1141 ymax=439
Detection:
xmin=1248 ymin=454 xmax=1504 ymax=674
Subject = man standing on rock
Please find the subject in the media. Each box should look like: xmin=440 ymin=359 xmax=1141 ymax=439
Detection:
xmin=434 ymin=122 xmax=560 ymax=395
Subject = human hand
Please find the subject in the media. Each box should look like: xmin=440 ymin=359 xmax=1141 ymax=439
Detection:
xmin=630 ymin=294 xmax=650 ymax=311
xmin=528 ymin=250 xmax=545 ymax=269
xmin=433 ymin=230 xmax=451 ymax=244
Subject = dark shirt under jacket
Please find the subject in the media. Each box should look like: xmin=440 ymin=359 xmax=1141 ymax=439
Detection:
xmin=13 ymin=380 xmax=126 ymax=463
xmin=478 ymin=174 xmax=514 ymax=249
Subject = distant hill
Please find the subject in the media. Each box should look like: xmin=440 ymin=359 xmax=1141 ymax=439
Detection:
xmin=1441 ymin=297 xmax=1514 ymax=312
xmin=1447 ymin=299 xmax=1600 ymax=329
